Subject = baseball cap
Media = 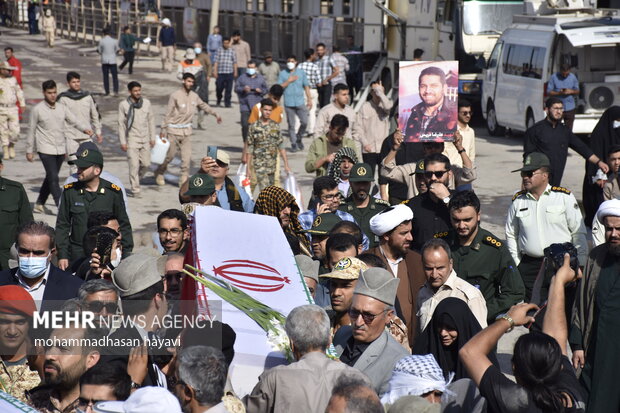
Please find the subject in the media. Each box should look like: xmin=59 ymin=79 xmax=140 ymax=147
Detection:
xmin=68 ymin=146 xmax=104 ymax=168
xmin=349 ymin=163 xmax=374 ymax=182
xmin=184 ymin=48 xmax=196 ymax=59
xmin=183 ymin=173 xmax=216 ymax=196
xmin=92 ymin=386 xmax=182 ymax=413
xmin=263 ymin=51 xmax=273 ymax=58
xmin=111 ymin=254 xmax=166 ymax=297
xmin=302 ymin=213 xmax=342 ymax=235
xmin=320 ymin=257 xmax=367 ymax=280
xmin=161 ymin=18 xmax=171 ymax=26
xmin=511 ymin=152 xmax=551 ymax=173
xmin=215 ymin=149 xmax=230 ymax=165
xmin=409 ymin=159 xmax=425 ymax=175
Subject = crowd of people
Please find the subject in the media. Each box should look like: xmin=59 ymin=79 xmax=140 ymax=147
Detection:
xmin=0 ymin=15 xmax=618 ymax=413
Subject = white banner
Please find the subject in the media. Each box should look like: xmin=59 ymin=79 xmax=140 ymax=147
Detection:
xmin=191 ymin=206 xmax=313 ymax=396
xmin=0 ymin=391 xmax=40 ymax=412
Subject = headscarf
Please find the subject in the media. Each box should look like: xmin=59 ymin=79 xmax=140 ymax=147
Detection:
xmin=254 ymin=186 xmax=310 ymax=253
xmin=327 ymin=147 xmax=359 ymax=184
xmin=381 ymin=354 xmax=454 ymax=404
xmin=413 ymin=297 xmax=498 ymax=381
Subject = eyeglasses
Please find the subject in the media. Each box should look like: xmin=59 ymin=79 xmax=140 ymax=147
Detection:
xmin=520 ymin=171 xmax=544 ymax=178
xmin=158 ymin=228 xmax=183 ymax=236
xmin=165 ymin=271 xmax=183 ymax=283
xmin=348 ymin=308 xmax=388 ymax=324
xmin=423 ymin=170 xmax=449 ymax=179
xmin=321 ymin=193 xmax=341 ymax=201
xmin=459 ymin=111 xmax=472 ymax=116
xmin=77 ymin=397 xmax=106 ymax=409
xmin=84 ymin=301 xmax=119 ymax=314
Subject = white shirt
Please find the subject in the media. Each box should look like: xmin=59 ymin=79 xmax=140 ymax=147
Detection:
xmin=505 ymin=184 xmax=587 ymax=265
xmin=379 ymin=246 xmax=403 ymax=277
xmin=15 ymin=264 xmax=51 ymax=307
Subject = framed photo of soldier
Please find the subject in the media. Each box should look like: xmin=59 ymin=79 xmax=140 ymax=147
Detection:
xmin=399 ymin=61 xmax=459 ymax=143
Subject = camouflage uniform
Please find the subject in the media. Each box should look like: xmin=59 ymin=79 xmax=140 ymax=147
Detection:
xmin=0 ymin=76 xmax=25 ymax=152
xmin=247 ymin=119 xmax=282 ymax=192
xmin=0 ymin=362 xmax=41 ymax=403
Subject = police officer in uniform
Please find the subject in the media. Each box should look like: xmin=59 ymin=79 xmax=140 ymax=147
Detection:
xmin=339 ymin=163 xmax=389 ymax=248
xmin=0 ymin=158 xmax=33 ymax=270
xmin=505 ymin=152 xmax=587 ymax=302
xmin=55 ymin=147 xmax=133 ymax=270
xmin=440 ymin=190 xmax=524 ymax=324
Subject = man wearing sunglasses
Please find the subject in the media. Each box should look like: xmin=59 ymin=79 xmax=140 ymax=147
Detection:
xmin=406 ymin=153 xmax=454 ymax=251
xmin=333 ymin=267 xmax=409 ymax=395
xmin=506 ymin=152 xmax=587 ymax=303
xmin=78 ymin=279 xmax=120 ymax=331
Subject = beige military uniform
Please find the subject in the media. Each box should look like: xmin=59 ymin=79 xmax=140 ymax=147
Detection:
xmin=118 ymin=97 xmax=155 ymax=194
xmin=0 ymin=76 xmax=25 ymax=149
xmin=58 ymin=93 xmax=101 ymax=163
xmin=157 ymin=88 xmax=217 ymax=184
xmin=0 ymin=362 xmax=41 ymax=403
xmin=41 ymin=15 xmax=56 ymax=47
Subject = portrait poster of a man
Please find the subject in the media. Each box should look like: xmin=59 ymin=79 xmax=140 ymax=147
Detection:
xmin=399 ymin=61 xmax=458 ymax=143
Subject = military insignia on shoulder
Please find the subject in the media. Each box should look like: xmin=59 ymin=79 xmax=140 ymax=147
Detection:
xmin=483 ymin=235 xmax=502 ymax=248
xmin=313 ymin=216 xmax=322 ymax=227
xmin=400 ymin=199 xmax=410 ymax=205
xmin=434 ymin=231 xmax=449 ymax=238
xmin=512 ymin=190 xmax=526 ymax=202
xmin=375 ymin=199 xmax=390 ymax=206
xmin=110 ymin=183 xmax=121 ymax=192
xmin=64 ymin=183 xmax=74 ymax=189
xmin=551 ymin=186 xmax=571 ymax=195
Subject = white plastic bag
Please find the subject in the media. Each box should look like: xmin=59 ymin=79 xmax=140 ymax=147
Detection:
xmin=235 ymin=163 xmax=253 ymax=200
xmin=150 ymin=135 xmax=170 ymax=165
xmin=284 ymin=172 xmax=305 ymax=213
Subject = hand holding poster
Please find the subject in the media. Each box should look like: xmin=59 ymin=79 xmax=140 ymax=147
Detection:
xmin=399 ymin=61 xmax=459 ymax=142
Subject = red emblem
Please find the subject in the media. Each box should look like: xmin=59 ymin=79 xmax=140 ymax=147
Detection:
xmin=213 ymin=259 xmax=291 ymax=292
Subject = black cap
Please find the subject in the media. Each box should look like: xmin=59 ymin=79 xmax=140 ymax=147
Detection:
xmin=68 ymin=146 xmax=104 ymax=168
xmin=349 ymin=163 xmax=374 ymax=182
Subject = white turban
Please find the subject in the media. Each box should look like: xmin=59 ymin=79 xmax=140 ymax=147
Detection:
xmin=369 ymin=204 xmax=413 ymax=236
xmin=596 ymin=199 xmax=620 ymax=222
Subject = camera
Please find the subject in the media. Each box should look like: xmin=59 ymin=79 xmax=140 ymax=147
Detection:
xmin=543 ymin=242 xmax=579 ymax=273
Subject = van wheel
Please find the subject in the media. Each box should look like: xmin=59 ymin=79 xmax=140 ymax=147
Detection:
xmin=526 ymin=110 xmax=535 ymax=130
xmin=486 ymin=101 xmax=505 ymax=136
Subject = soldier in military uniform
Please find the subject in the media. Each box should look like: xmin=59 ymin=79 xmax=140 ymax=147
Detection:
xmin=0 ymin=61 xmax=25 ymax=159
xmin=181 ymin=173 xmax=219 ymax=216
xmin=443 ymin=190 xmax=524 ymax=324
xmin=55 ymin=147 xmax=133 ymax=270
xmin=247 ymin=98 xmax=291 ymax=191
xmin=339 ymin=163 xmax=389 ymax=248
xmin=505 ymin=152 xmax=587 ymax=302
xmin=0 ymin=158 xmax=33 ymax=270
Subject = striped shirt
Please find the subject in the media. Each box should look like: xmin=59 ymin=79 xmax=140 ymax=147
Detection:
xmin=330 ymin=52 xmax=349 ymax=86
xmin=316 ymin=55 xmax=334 ymax=83
xmin=214 ymin=47 xmax=237 ymax=74
xmin=298 ymin=61 xmax=322 ymax=89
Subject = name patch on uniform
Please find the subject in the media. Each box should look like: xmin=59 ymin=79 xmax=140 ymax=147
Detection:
xmin=519 ymin=208 xmax=528 ymax=212
xmin=74 ymin=202 xmax=84 ymax=206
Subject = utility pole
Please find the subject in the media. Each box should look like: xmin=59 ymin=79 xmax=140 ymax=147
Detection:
xmin=210 ymin=0 xmax=219 ymax=33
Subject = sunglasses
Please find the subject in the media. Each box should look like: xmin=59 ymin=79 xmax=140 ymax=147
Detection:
xmin=423 ymin=170 xmax=449 ymax=179
xmin=348 ymin=308 xmax=388 ymax=324
xmin=165 ymin=271 xmax=183 ymax=283
xmin=77 ymin=397 xmax=106 ymax=408
xmin=84 ymin=301 xmax=119 ymax=314
xmin=459 ymin=111 xmax=472 ymax=116
xmin=520 ymin=171 xmax=543 ymax=178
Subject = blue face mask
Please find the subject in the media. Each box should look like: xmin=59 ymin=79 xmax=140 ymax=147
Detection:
xmin=194 ymin=47 xmax=202 ymax=54
xmin=246 ymin=68 xmax=256 ymax=76
xmin=19 ymin=254 xmax=50 ymax=279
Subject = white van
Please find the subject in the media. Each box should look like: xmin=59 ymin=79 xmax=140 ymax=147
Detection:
xmin=482 ymin=9 xmax=620 ymax=135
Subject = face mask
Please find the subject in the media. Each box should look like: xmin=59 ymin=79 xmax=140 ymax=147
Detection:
xmin=19 ymin=254 xmax=50 ymax=279
xmin=614 ymin=120 xmax=620 ymax=129
xmin=246 ymin=68 xmax=256 ymax=76
xmin=287 ymin=62 xmax=296 ymax=70
xmin=194 ymin=47 xmax=202 ymax=54
xmin=109 ymin=247 xmax=122 ymax=269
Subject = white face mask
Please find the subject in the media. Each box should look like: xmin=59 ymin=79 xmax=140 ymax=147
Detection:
xmin=246 ymin=68 xmax=256 ymax=76
xmin=18 ymin=253 xmax=50 ymax=279
xmin=109 ymin=247 xmax=122 ymax=269
xmin=613 ymin=120 xmax=620 ymax=129
xmin=194 ymin=47 xmax=202 ymax=54
xmin=286 ymin=62 xmax=296 ymax=70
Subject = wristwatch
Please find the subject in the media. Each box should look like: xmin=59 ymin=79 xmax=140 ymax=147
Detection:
xmin=458 ymin=148 xmax=466 ymax=154
xmin=496 ymin=313 xmax=515 ymax=333
xmin=442 ymin=196 xmax=451 ymax=205
xmin=130 ymin=381 xmax=141 ymax=390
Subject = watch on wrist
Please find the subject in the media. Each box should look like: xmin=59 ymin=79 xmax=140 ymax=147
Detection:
xmin=496 ymin=313 xmax=515 ymax=332
xmin=443 ymin=196 xmax=451 ymax=205
xmin=458 ymin=148 xmax=466 ymax=154
xmin=130 ymin=381 xmax=141 ymax=390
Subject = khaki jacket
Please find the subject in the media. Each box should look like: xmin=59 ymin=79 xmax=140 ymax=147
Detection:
xmin=118 ymin=98 xmax=155 ymax=145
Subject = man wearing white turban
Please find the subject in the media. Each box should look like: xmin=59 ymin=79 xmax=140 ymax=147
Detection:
xmin=570 ymin=197 xmax=620 ymax=412
xmin=365 ymin=204 xmax=425 ymax=345
xmin=591 ymin=198 xmax=620 ymax=247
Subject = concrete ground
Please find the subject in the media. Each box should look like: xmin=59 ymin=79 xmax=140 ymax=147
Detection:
xmin=4 ymin=27 xmax=585 ymax=372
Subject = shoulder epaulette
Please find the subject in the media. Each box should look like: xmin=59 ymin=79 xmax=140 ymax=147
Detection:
xmin=400 ymin=199 xmax=410 ymax=205
xmin=109 ymin=183 xmax=121 ymax=192
xmin=482 ymin=235 xmax=502 ymax=249
xmin=375 ymin=199 xmax=390 ymax=206
xmin=551 ymin=186 xmax=571 ymax=195
xmin=433 ymin=231 xmax=449 ymax=239
xmin=511 ymin=190 xmax=526 ymax=202
xmin=63 ymin=183 xmax=74 ymax=190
